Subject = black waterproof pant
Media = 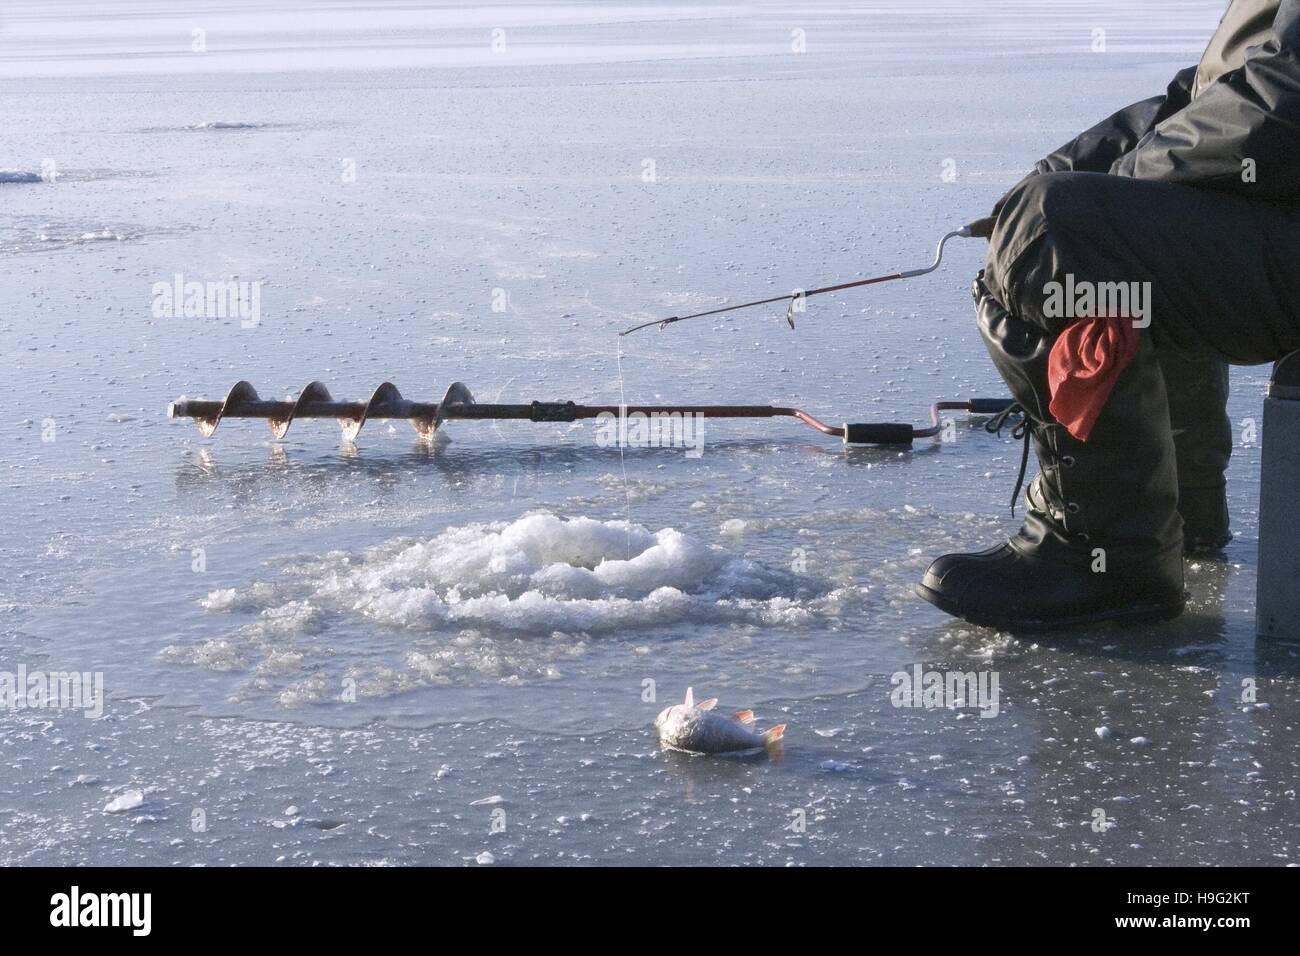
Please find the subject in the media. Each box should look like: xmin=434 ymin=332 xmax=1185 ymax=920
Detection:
xmin=979 ymin=171 xmax=1300 ymax=540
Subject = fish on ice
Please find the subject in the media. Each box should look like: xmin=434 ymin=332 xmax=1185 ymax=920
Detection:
xmin=654 ymin=687 xmax=785 ymax=755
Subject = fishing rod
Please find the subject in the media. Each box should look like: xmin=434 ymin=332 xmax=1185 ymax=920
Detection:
xmin=167 ymin=380 xmax=1013 ymax=445
xmin=619 ymin=218 xmax=993 ymax=335
xmin=168 ymin=218 xmax=1008 ymax=445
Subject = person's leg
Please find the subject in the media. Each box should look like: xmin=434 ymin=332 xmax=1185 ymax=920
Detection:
xmin=982 ymin=171 xmax=1300 ymax=361
xmin=1158 ymin=351 xmax=1233 ymax=551
xmin=918 ymin=171 xmax=1300 ymax=629
xmin=916 ymin=279 xmax=1185 ymax=627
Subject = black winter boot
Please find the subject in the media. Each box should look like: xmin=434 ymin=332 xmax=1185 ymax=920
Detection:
xmin=1179 ymin=486 xmax=1232 ymax=553
xmin=1158 ymin=349 xmax=1233 ymax=553
xmin=915 ymin=281 xmax=1185 ymax=630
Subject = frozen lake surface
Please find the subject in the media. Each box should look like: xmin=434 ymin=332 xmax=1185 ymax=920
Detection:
xmin=3 ymin=0 xmax=1298 ymax=865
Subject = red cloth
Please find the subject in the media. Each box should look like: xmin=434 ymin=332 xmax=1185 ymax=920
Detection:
xmin=1047 ymin=316 xmax=1140 ymax=442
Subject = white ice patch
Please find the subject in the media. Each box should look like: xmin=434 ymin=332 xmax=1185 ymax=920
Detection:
xmin=38 ymin=228 xmax=127 ymax=244
xmin=200 ymin=582 xmax=282 ymax=612
xmin=103 ymin=790 xmax=145 ymax=814
xmin=185 ymin=121 xmax=270 ymax=130
xmin=280 ymin=512 xmax=809 ymax=633
xmin=158 ymin=638 xmax=246 ymax=671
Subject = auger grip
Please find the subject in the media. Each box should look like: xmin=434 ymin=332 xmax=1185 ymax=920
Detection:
xmin=529 ymin=400 xmax=577 ymax=423
xmin=967 ymin=398 xmax=1016 ymax=415
xmin=843 ymin=422 xmax=915 ymax=445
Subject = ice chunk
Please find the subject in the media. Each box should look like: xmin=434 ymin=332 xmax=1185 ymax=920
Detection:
xmin=104 ymin=790 xmax=145 ymax=814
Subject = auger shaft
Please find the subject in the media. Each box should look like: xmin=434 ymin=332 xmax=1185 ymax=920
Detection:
xmin=170 ymin=398 xmax=381 ymax=420
xmin=167 ymin=380 xmax=1013 ymax=445
xmin=167 ymin=398 xmax=799 ymax=423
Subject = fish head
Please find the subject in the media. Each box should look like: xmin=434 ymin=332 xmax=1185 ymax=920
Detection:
xmin=655 ymin=688 xmax=721 ymax=744
xmin=655 ymin=687 xmax=705 ymax=733
xmin=655 ymin=704 xmax=682 ymax=730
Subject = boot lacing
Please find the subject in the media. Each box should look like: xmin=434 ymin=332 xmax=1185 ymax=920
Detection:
xmin=985 ymin=402 xmax=1031 ymax=515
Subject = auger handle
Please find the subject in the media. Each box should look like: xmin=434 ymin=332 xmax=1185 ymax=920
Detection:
xmin=837 ymin=396 xmax=1014 ymax=445
xmin=967 ymin=398 xmax=1016 ymax=414
xmin=842 ymin=422 xmax=915 ymax=445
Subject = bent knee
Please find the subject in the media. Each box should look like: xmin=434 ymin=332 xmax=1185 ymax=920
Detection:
xmin=984 ymin=172 xmax=1113 ymax=328
xmin=992 ymin=172 xmax=1098 ymax=256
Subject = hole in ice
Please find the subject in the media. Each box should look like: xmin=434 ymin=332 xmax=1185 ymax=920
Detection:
xmin=160 ymin=512 xmax=872 ymax=711
xmin=199 ymin=511 xmax=822 ymax=636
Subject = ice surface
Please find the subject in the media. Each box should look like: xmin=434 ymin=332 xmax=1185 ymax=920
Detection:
xmin=4 ymin=0 xmax=1297 ymax=865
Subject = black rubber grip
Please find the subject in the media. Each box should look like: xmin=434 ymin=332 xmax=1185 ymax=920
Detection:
xmin=530 ymin=400 xmax=577 ymax=422
xmin=967 ymin=398 xmax=1015 ymax=415
xmin=844 ymin=422 xmax=914 ymax=445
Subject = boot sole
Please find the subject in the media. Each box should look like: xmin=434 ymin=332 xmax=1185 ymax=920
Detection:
xmin=913 ymin=582 xmax=1185 ymax=632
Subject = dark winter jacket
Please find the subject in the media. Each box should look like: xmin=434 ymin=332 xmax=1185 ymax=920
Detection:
xmin=1035 ymin=0 xmax=1300 ymax=199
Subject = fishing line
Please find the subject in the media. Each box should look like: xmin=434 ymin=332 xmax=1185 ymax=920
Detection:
xmin=615 ymin=332 xmax=633 ymax=560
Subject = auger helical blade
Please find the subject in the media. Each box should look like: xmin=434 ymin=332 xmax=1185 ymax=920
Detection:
xmin=424 ymin=381 xmax=475 ymax=436
xmin=409 ymin=384 xmax=440 ymax=438
xmin=195 ymin=381 xmax=261 ymax=438
xmin=269 ymin=381 xmax=334 ymax=440
xmin=341 ymin=382 xmax=404 ymax=442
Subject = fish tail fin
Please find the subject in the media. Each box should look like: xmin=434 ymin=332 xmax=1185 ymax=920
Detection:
xmin=763 ymin=724 xmax=786 ymax=747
